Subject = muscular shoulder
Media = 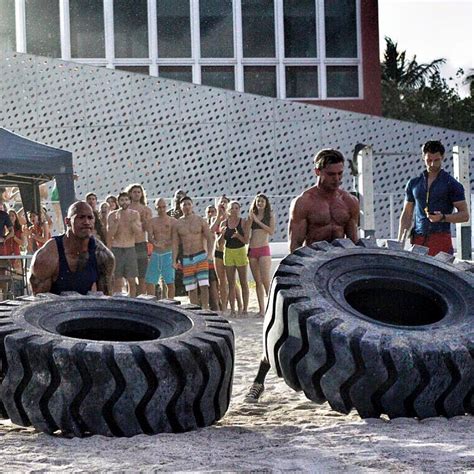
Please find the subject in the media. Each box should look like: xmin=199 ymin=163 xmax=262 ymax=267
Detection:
xmin=196 ymin=215 xmax=208 ymax=227
xmin=406 ymin=175 xmax=423 ymax=189
xmin=95 ymin=239 xmax=115 ymax=272
xmin=340 ymin=190 xmax=359 ymax=209
xmin=31 ymin=239 xmax=58 ymax=276
xmin=291 ymin=189 xmax=316 ymax=216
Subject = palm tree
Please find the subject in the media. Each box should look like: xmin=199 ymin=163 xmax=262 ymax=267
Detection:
xmin=382 ymin=37 xmax=445 ymax=89
xmin=463 ymin=69 xmax=474 ymax=96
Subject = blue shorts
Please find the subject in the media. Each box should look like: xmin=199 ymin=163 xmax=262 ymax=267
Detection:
xmin=145 ymin=251 xmax=175 ymax=285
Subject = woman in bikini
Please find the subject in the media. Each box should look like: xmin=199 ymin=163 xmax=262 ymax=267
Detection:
xmin=247 ymin=193 xmax=275 ymax=317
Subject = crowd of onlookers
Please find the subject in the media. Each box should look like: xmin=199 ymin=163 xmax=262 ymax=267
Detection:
xmin=0 ymin=184 xmax=276 ymax=315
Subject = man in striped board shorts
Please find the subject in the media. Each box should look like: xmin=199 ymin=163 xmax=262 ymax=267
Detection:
xmin=172 ymin=196 xmax=213 ymax=309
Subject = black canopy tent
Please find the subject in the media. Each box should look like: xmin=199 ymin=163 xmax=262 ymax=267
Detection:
xmin=0 ymin=128 xmax=76 ymax=218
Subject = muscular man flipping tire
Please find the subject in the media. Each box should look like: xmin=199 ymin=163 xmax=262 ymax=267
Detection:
xmin=245 ymin=148 xmax=359 ymax=402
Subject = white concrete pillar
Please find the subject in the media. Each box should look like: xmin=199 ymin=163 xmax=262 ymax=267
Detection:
xmin=453 ymin=145 xmax=472 ymax=260
xmin=59 ymin=0 xmax=71 ymax=59
xmin=15 ymin=0 xmax=26 ymax=53
xmin=357 ymin=145 xmax=375 ymax=238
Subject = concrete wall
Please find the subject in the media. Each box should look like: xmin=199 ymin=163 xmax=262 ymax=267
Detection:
xmin=1 ymin=52 xmax=473 ymax=241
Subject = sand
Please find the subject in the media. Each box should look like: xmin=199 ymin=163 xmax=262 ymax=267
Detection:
xmin=0 ymin=294 xmax=473 ymax=473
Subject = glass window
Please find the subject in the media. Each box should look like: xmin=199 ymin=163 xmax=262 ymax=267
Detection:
xmin=115 ymin=66 xmax=150 ymax=75
xmin=327 ymin=66 xmax=358 ymax=97
xmin=70 ymin=0 xmax=105 ymax=58
xmin=286 ymin=66 xmax=318 ymax=98
xmin=201 ymin=66 xmax=234 ymax=90
xmin=283 ymin=0 xmax=316 ymax=58
xmin=159 ymin=66 xmax=193 ymax=83
xmin=0 ymin=0 xmax=15 ymax=54
xmin=25 ymin=0 xmax=61 ymax=57
xmin=244 ymin=66 xmax=276 ymax=97
xmin=114 ymin=0 xmax=148 ymax=58
xmin=157 ymin=0 xmax=191 ymax=58
xmin=242 ymin=0 xmax=275 ymax=58
xmin=325 ymin=0 xmax=357 ymax=58
xmin=200 ymin=0 xmax=233 ymax=58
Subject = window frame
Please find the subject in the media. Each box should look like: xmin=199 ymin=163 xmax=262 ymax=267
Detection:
xmin=12 ymin=0 xmax=363 ymax=100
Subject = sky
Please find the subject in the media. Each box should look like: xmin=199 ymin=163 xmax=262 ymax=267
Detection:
xmin=378 ymin=0 xmax=473 ymax=96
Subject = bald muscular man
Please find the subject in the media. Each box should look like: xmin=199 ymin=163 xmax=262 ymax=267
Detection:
xmin=30 ymin=201 xmax=115 ymax=296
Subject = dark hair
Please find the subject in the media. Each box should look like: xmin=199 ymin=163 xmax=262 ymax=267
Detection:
xmin=117 ymin=191 xmax=129 ymax=201
xmin=28 ymin=210 xmax=43 ymax=227
xmin=125 ymin=183 xmax=147 ymax=205
xmin=313 ymin=148 xmax=345 ymax=170
xmin=179 ymin=196 xmax=193 ymax=206
xmin=106 ymin=195 xmax=118 ymax=210
xmin=8 ymin=209 xmax=22 ymax=232
xmin=422 ymin=140 xmax=445 ymax=156
xmin=85 ymin=192 xmax=97 ymax=200
xmin=250 ymin=193 xmax=272 ymax=226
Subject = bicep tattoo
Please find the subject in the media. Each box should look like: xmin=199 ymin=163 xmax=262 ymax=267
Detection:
xmin=95 ymin=242 xmax=115 ymax=295
xmin=29 ymin=273 xmax=53 ymax=295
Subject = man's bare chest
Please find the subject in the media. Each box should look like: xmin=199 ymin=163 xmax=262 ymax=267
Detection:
xmin=306 ymin=199 xmax=351 ymax=226
xmin=178 ymin=219 xmax=201 ymax=237
xmin=154 ymin=219 xmax=172 ymax=235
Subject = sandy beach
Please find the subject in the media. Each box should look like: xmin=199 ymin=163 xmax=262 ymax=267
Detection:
xmin=0 ymin=293 xmax=473 ymax=473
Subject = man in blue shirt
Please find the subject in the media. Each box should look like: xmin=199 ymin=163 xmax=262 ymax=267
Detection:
xmin=398 ymin=140 xmax=469 ymax=255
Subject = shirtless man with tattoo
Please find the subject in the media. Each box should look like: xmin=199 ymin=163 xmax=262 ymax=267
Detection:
xmin=145 ymin=198 xmax=176 ymax=298
xmin=29 ymin=201 xmax=115 ymax=296
xmin=172 ymin=196 xmax=213 ymax=309
xmin=245 ymin=148 xmax=360 ymax=402
xmin=127 ymin=184 xmax=153 ymax=295
xmin=107 ymin=192 xmax=142 ymax=297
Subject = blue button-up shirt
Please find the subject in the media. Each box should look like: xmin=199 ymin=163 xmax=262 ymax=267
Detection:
xmin=405 ymin=169 xmax=465 ymax=236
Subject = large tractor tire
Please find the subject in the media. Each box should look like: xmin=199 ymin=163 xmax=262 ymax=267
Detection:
xmin=264 ymin=239 xmax=474 ymax=419
xmin=0 ymin=293 xmax=234 ymax=437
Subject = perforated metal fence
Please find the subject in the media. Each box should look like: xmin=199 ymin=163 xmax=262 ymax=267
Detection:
xmin=1 ymin=52 xmax=473 ymax=241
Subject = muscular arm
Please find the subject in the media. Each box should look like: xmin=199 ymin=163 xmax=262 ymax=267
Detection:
xmin=95 ymin=240 xmax=115 ymax=295
xmin=288 ymin=196 xmax=308 ymax=253
xmin=29 ymin=241 xmax=57 ymax=295
xmin=172 ymin=223 xmax=179 ymax=267
xmin=344 ymin=195 xmax=360 ymax=243
xmin=145 ymin=219 xmax=156 ymax=245
xmin=107 ymin=212 xmax=119 ymax=246
xmin=202 ymin=219 xmax=213 ymax=257
xmin=449 ymin=200 xmax=470 ymax=223
xmin=140 ymin=206 xmax=152 ymax=232
xmin=427 ymin=200 xmax=470 ymax=224
xmin=398 ymin=201 xmax=414 ymax=241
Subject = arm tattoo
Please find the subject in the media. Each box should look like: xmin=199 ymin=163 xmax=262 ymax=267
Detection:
xmin=29 ymin=273 xmax=53 ymax=295
xmin=95 ymin=240 xmax=115 ymax=295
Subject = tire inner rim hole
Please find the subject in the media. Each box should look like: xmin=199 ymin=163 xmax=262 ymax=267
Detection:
xmin=344 ymin=278 xmax=447 ymax=326
xmin=56 ymin=318 xmax=161 ymax=342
